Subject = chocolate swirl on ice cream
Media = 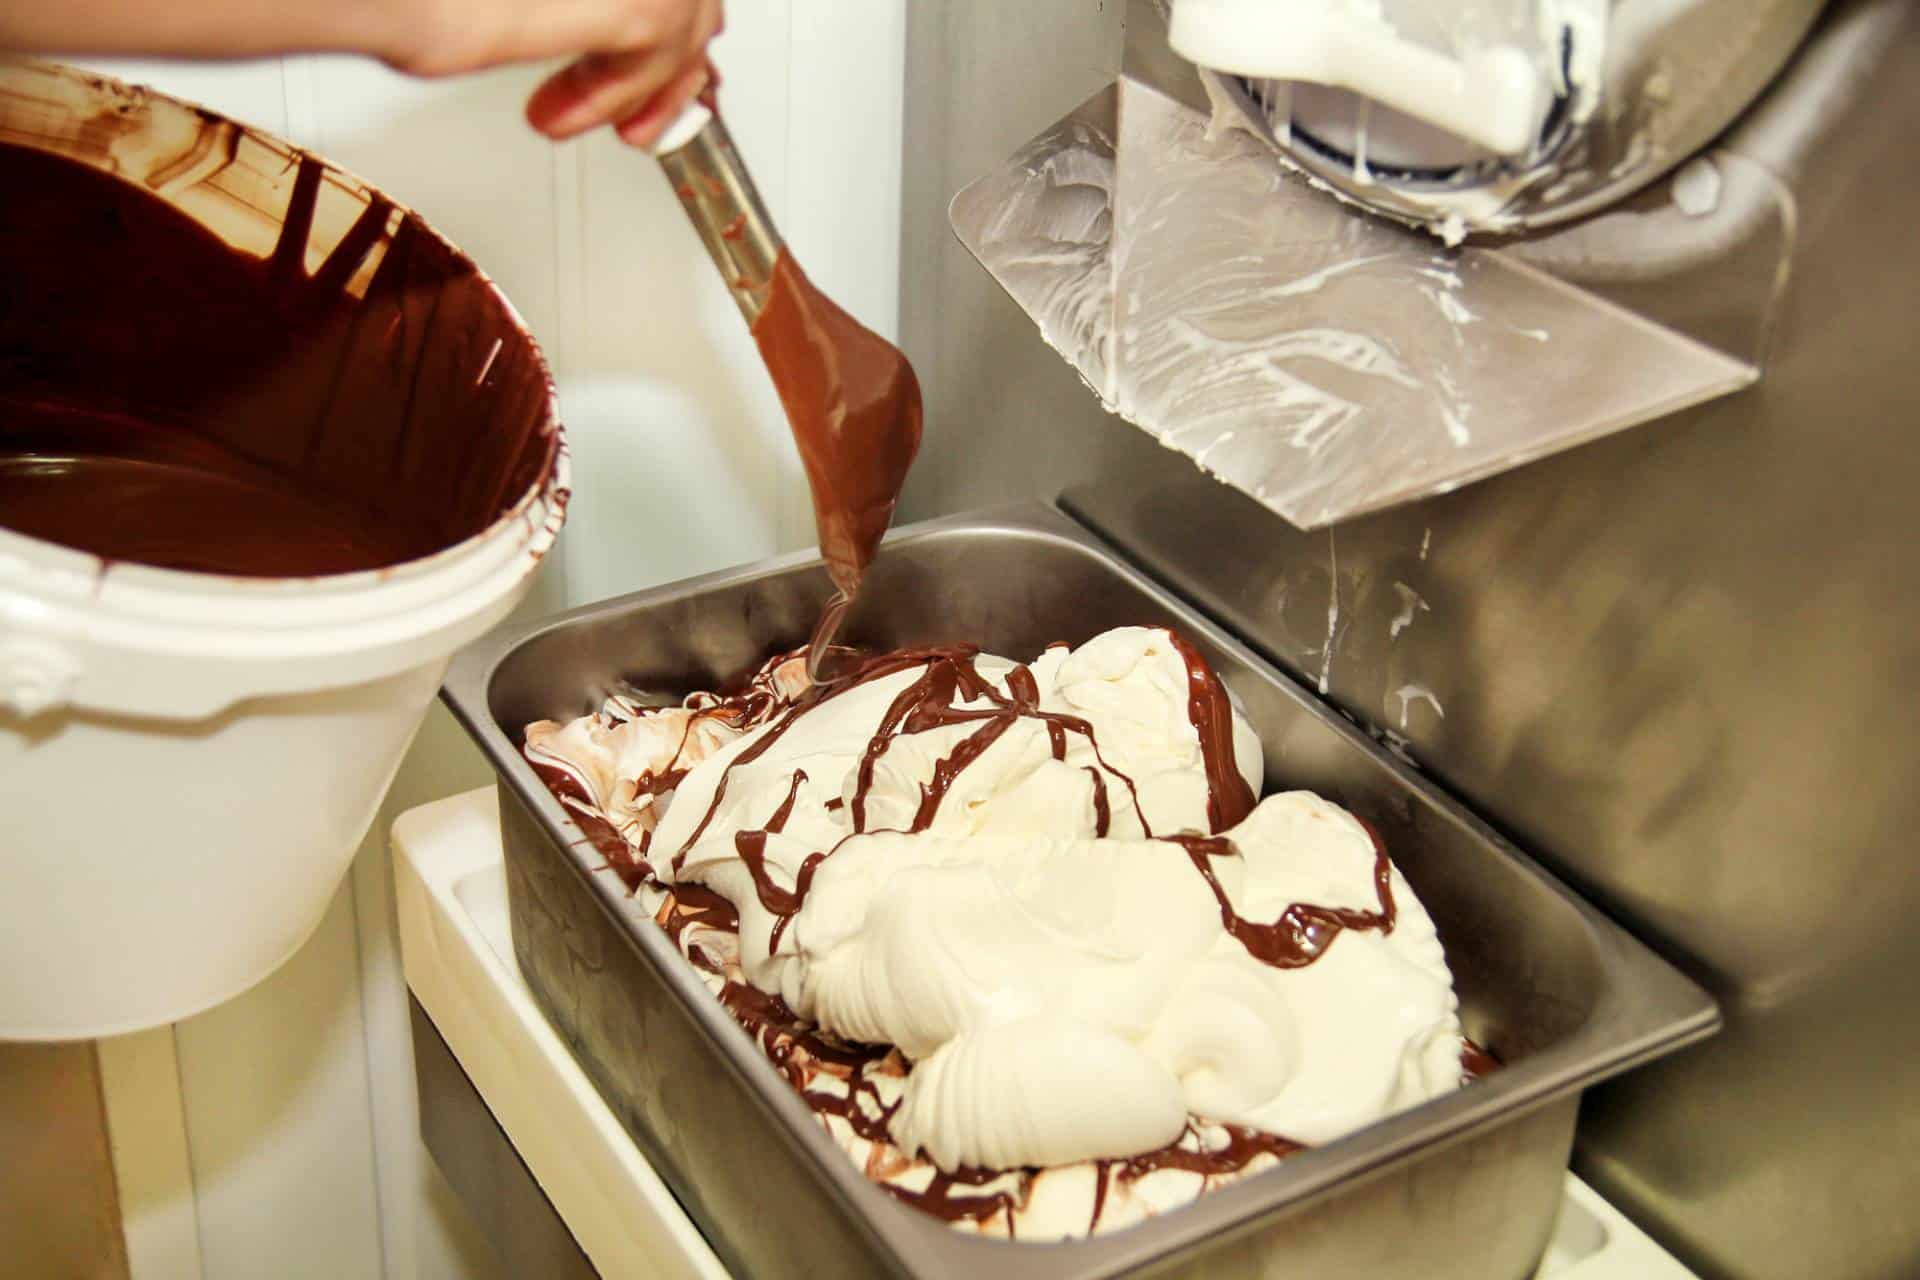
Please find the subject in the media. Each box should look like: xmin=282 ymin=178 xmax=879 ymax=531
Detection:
xmin=1164 ymin=629 xmax=1256 ymax=832
xmin=523 ymin=627 xmax=1478 ymax=1238
xmin=1172 ymin=827 xmax=1397 ymax=969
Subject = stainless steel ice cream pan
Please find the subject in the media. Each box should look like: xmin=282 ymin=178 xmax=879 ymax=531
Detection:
xmin=440 ymin=502 xmax=1718 ymax=1280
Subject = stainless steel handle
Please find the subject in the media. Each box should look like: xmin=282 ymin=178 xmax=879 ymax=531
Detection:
xmin=656 ymin=112 xmax=784 ymax=325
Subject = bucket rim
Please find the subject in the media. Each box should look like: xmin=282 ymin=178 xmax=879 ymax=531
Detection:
xmin=0 ymin=57 xmax=571 ymax=616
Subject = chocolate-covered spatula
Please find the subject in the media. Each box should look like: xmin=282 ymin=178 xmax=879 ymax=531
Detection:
xmin=651 ymin=107 xmax=923 ymax=683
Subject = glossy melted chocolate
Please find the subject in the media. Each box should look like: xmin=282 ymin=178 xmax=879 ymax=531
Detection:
xmin=1171 ymin=832 xmax=1397 ymax=969
xmin=0 ymin=142 xmax=556 ymax=576
xmin=530 ymin=631 xmax=1495 ymax=1233
xmin=1164 ymin=629 xmax=1256 ymax=831
xmin=749 ymin=250 xmax=922 ymax=674
xmin=0 ymin=415 xmax=407 ymax=576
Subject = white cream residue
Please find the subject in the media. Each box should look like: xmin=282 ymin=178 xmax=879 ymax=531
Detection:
xmin=1391 ymin=683 xmax=1446 ymax=729
xmin=1389 ymin=582 xmax=1430 ymax=639
xmin=1319 ymin=529 xmax=1340 ymax=696
xmin=1269 ymin=253 xmax=1395 ymax=299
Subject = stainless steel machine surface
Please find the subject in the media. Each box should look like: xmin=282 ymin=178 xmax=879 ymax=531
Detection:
xmin=657 ymin=112 xmax=783 ymax=325
xmin=1187 ymin=0 xmax=1826 ymax=237
xmin=443 ymin=506 xmax=1716 ymax=1280
xmin=945 ymin=69 xmax=1760 ymax=529
xmin=898 ymin=3 xmax=1920 ymax=1278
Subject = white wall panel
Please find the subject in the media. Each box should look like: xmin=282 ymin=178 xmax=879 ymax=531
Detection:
xmin=98 ymin=1028 xmax=204 ymax=1280
xmin=291 ymin=60 xmax=571 ymax=1280
xmin=567 ymin=0 xmax=806 ymax=565
xmin=786 ymin=0 xmax=907 ymax=345
xmin=294 ymin=58 xmax=569 ymax=359
xmin=171 ymin=882 xmax=386 ymax=1280
xmin=347 ymin=700 xmax=525 ymax=1280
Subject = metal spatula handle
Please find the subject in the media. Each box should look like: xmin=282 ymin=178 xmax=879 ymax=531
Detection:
xmin=653 ymin=104 xmax=784 ymax=325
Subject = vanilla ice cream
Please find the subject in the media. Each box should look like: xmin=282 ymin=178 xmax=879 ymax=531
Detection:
xmin=525 ymin=626 xmax=1471 ymax=1238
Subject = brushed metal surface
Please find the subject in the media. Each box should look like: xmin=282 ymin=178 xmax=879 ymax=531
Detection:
xmin=441 ymin=504 xmax=1714 ymax=1279
xmin=1198 ymin=0 xmax=1826 ymax=236
xmin=946 ymin=74 xmax=1756 ymax=529
xmin=658 ymin=113 xmax=783 ymax=325
xmin=411 ymin=997 xmax=597 ymax=1280
xmin=898 ymin=3 xmax=1918 ymax=1276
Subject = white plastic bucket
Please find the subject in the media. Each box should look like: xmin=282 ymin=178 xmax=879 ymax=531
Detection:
xmin=0 ymin=62 xmax=569 ymax=1038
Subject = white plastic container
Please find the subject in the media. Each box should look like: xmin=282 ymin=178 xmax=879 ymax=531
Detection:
xmin=0 ymin=61 xmax=569 ymax=1038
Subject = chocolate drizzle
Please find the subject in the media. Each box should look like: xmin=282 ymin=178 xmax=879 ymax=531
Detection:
xmin=523 ymin=632 xmax=1489 ymax=1235
xmin=878 ymin=1164 xmax=1030 ymax=1231
xmin=1163 ymin=629 xmax=1256 ymax=832
xmin=1089 ymin=1162 xmax=1112 ymax=1235
xmin=657 ymin=882 xmax=742 ymax=974
xmin=1170 ymin=827 xmax=1397 ymax=968
xmin=734 ymin=770 xmax=828 ymax=952
xmin=845 ymin=649 xmax=1151 ymax=837
xmin=710 ymin=977 xmax=1041 ymax=1230
xmin=682 ymin=647 xmax=1160 ymax=955
xmin=1086 ymin=766 xmax=1111 ymax=837
xmin=764 ymin=768 xmax=807 ymax=833
xmin=1122 ymin=1123 xmax=1305 ymax=1177
xmin=672 ymin=644 xmax=959 ymax=869
xmin=750 ymin=249 xmax=922 ymax=669
xmin=680 ymin=644 xmax=1151 ymax=872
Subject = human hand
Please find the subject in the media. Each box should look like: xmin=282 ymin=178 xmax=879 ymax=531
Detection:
xmin=391 ymin=0 xmax=724 ymax=147
xmin=0 ymin=0 xmax=724 ymax=148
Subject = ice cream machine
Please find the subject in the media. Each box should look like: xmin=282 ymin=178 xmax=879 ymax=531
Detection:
xmin=899 ymin=2 xmax=1920 ymax=1276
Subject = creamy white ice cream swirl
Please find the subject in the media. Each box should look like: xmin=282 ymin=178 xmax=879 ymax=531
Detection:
xmin=629 ymin=627 xmax=1463 ymax=1173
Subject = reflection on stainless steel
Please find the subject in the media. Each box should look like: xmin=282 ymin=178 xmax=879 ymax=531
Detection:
xmin=443 ymin=505 xmax=1715 ymax=1280
xmin=411 ymin=998 xmax=596 ymax=1280
xmin=656 ymin=114 xmax=783 ymax=324
xmin=950 ymin=73 xmax=1755 ymax=529
xmin=902 ymin=3 xmax=1920 ymax=1276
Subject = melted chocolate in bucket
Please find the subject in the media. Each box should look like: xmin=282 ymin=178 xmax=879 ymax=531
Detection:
xmin=0 ymin=141 xmax=557 ymax=577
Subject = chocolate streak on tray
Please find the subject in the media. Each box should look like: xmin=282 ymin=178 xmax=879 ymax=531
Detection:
xmin=1461 ymin=1039 xmax=1502 ymax=1081
xmin=527 ymin=632 xmax=1496 ymax=1232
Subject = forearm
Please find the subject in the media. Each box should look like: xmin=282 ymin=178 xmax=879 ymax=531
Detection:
xmin=0 ymin=0 xmax=409 ymax=64
xmin=0 ymin=0 xmax=723 ymax=146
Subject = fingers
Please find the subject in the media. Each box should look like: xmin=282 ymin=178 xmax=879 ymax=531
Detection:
xmin=527 ymin=48 xmax=669 ymax=139
xmin=523 ymin=0 xmax=724 ymax=143
xmin=615 ymin=57 xmax=711 ymax=148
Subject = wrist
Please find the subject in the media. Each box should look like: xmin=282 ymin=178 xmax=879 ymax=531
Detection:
xmin=331 ymin=0 xmax=442 ymax=72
